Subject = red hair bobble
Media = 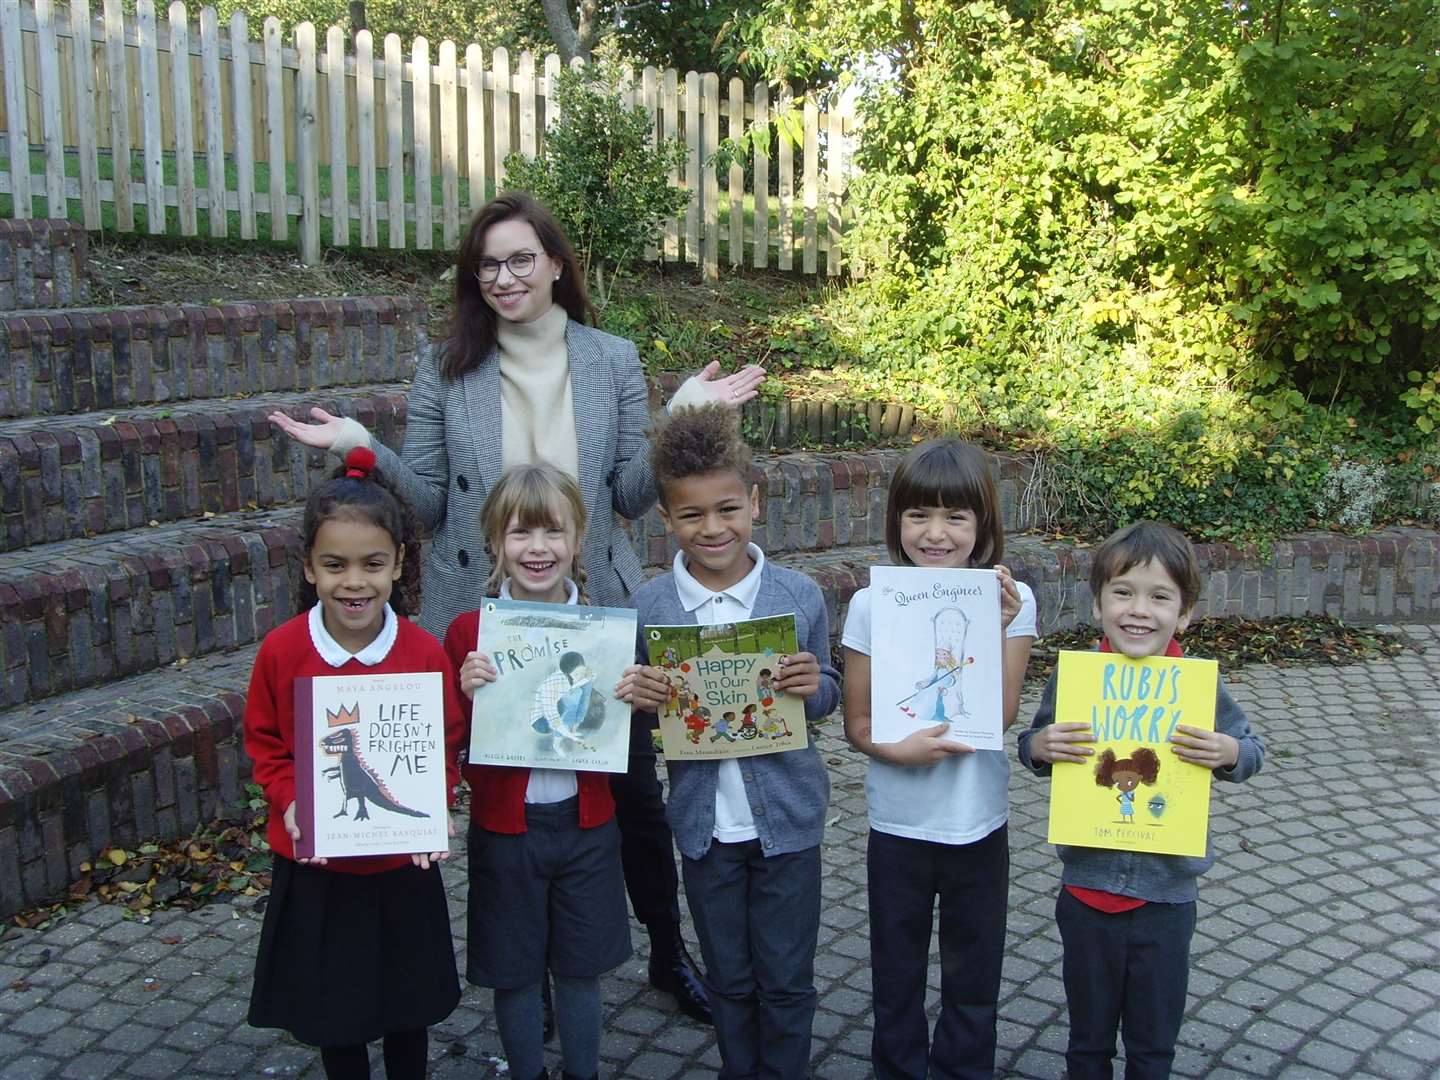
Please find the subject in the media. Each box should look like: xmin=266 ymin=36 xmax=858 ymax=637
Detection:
xmin=343 ymin=446 xmax=377 ymax=480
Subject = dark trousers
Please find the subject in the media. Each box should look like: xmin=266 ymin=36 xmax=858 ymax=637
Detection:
xmin=682 ymin=840 xmax=821 ymax=1079
xmin=1056 ymin=888 xmax=1196 ymax=1080
xmin=867 ymin=825 xmax=1008 ymax=1080
xmin=610 ymin=716 xmax=682 ymax=927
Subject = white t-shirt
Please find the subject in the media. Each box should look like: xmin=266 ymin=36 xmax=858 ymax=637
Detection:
xmin=841 ymin=578 xmax=1037 ymax=845
xmin=671 ymin=544 xmax=768 ymax=844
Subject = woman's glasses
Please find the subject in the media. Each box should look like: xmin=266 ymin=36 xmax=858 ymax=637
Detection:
xmin=474 ymin=251 xmax=540 ymax=283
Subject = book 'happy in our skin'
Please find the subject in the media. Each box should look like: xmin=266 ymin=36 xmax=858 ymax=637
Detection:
xmin=868 ymin=566 xmax=1006 ymax=751
xmin=468 ymin=598 xmax=637 ymax=773
xmin=294 ymin=672 xmax=450 ymax=859
xmin=646 ymin=614 xmax=807 ymax=759
xmin=1046 ymin=651 xmax=1218 ymax=858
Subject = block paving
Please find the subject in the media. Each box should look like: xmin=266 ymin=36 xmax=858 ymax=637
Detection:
xmin=0 ymin=625 xmax=1434 ymax=1079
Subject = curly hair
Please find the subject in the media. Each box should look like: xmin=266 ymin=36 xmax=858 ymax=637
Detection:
xmin=479 ymin=463 xmax=590 ymax=602
xmin=299 ymin=459 xmax=424 ymax=617
xmin=650 ymin=404 xmax=753 ymax=505
xmin=1094 ymin=747 xmax=1162 ymax=788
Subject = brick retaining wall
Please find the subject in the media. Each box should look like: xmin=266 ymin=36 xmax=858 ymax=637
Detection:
xmin=0 ymin=296 xmax=425 ymax=418
xmin=0 ymin=389 xmax=409 ymax=550
xmin=0 ymin=525 xmax=1436 ymax=916
xmin=0 ymin=219 xmax=88 ymax=311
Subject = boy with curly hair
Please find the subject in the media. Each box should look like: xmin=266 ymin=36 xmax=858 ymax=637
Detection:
xmin=623 ymin=404 xmax=840 ymax=1078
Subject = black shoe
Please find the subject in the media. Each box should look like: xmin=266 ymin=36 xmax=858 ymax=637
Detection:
xmin=542 ymin=971 xmax=555 ymax=1044
xmin=647 ymin=929 xmax=712 ymax=1025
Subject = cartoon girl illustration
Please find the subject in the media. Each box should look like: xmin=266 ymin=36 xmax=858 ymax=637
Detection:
xmin=684 ymin=707 xmax=709 ymax=744
xmin=1094 ymin=748 xmax=1162 ymax=824
xmin=739 ymin=703 xmax=760 ymax=740
xmin=898 ymin=608 xmax=972 ymax=721
xmin=759 ymin=705 xmax=791 ymax=740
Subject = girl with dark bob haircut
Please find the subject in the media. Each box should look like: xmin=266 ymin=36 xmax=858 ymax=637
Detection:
xmin=884 ymin=438 xmax=1005 ymax=568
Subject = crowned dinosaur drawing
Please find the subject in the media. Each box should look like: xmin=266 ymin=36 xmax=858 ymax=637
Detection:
xmin=318 ymin=728 xmax=429 ymax=822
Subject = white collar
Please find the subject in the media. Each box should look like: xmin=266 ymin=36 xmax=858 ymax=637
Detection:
xmin=672 ymin=544 xmax=765 ymax=612
xmin=307 ymin=602 xmax=399 ymax=667
xmin=499 ymin=577 xmax=580 ymax=605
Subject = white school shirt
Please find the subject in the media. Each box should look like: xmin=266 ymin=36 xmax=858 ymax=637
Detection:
xmin=500 ymin=577 xmax=582 ymax=804
xmin=308 ymin=602 xmax=399 ymax=666
xmin=841 ymin=579 xmax=1037 ymax=845
xmin=671 ymin=544 xmax=768 ymax=844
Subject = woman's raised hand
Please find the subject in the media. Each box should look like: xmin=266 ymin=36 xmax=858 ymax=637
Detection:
xmin=690 ymin=361 xmax=767 ymax=407
xmin=268 ymin=406 xmax=349 ymax=450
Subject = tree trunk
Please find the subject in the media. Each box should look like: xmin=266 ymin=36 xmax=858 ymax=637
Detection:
xmin=349 ymin=0 xmax=367 ymax=42
xmin=539 ymin=0 xmax=602 ymax=64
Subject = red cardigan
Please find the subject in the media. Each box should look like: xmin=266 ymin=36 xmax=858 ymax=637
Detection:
xmin=243 ymin=612 xmax=467 ymax=873
xmin=443 ymin=608 xmax=616 ymax=833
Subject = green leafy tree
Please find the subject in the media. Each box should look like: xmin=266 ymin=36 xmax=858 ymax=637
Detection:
xmin=502 ymin=65 xmax=690 ymax=306
xmin=210 ymin=0 xmax=551 ymax=54
xmin=734 ymin=0 xmax=1440 ymax=437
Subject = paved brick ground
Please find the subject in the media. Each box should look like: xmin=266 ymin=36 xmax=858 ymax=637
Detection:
xmin=0 ymin=626 xmax=1436 ymax=1079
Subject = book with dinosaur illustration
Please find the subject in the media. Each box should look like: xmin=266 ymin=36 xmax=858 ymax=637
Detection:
xmin=468 ymin=598 xmax=638 ymax=773
xmin=1046 ymin=651 xmax=1218 ymax=858
xmin=868 ymin=566 xmax=1006 ymax=751
xmin=293 ymin=672 xmax=450 ymax=859
xmin=646 ymin=614 xmax=808 ymax=760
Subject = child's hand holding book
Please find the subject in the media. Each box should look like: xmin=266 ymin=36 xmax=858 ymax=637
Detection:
xmin=458 ymin=651 xmax=499 ymax=699
xmin=774 ymin=652 xmax=821 ymax=699
xmin=616 ymin=664 xmax=671 ymax=711
xmin=1028 ymin=722 xmax=1095 ymax=765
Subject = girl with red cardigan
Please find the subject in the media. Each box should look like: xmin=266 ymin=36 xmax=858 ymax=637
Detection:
xmin=444 ymin=463 xmax=652 ymax=1080
xmin=244 ymin=448 xmax=467 ymax=1080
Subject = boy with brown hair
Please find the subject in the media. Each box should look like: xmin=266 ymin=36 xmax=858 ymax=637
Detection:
xmin=1018 ymin=520 xmax=1266 ymax=1080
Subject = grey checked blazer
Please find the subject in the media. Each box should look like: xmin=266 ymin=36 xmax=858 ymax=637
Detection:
xmin=370 ymin=319 xmax=656 ymax=638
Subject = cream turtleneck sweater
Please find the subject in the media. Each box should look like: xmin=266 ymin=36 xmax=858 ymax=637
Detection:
xmin=496 ymin=303 xmax=579 ymax=479
xmin=329 ymin=302 xmax=707 ymax=471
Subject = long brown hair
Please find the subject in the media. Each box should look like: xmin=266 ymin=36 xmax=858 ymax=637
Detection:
xmin=442 ymin=191 xmax=595 ymax=381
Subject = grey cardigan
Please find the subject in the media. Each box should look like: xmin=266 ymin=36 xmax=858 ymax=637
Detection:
xmin=1017 ymin=667 xmax=1266 ymax=903
xmin=632 ymin=560 xmax=841 ymax=860
xmin=371 ymin=320 xmax=655 ymax=638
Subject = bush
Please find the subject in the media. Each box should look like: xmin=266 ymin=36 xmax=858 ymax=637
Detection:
xmin=502 ymin=65 xmax=689 ymax=307
xmin=722 ymin=0 xmax=1440 ymax=539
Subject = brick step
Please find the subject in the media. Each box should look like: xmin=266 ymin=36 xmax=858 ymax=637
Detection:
xmin=0 ymin=386 xmax=409 ymax=552
xmin=1 ymin=527 xmax=1437 ymax=917
xmin=0 ymin=506 xmax=305 ymax=709
xmin=0 ymin=219 xmax=88 ymax=312
xmin=0 ymin=641 xmax=256 ymax=916
xmin=0 ymin=296 xmax=426 ymax=418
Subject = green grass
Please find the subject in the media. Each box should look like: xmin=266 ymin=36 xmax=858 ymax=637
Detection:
xmin=2 ymin=148 xmax=839 ymax=270
xmin=1 ymin=147 xmax=490 ymax=250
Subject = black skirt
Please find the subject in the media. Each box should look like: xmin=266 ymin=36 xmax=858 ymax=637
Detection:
xmin=249 ymin=856 xmax=461 ymax=1047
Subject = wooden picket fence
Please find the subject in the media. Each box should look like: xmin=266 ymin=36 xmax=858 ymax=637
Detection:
xmin=0 ymin=0 xmax=858 ymax=276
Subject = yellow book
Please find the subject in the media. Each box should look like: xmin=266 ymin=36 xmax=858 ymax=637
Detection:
xmin=1046 ymin=651 xmax=1218 ymax=858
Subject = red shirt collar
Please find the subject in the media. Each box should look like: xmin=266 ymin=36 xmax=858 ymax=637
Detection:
xmin=1098 ymin=635 xmax=1185 ymax=658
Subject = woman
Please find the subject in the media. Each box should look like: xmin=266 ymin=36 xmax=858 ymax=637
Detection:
xmin=269 ymin=190 xmax=761 ymax=1025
